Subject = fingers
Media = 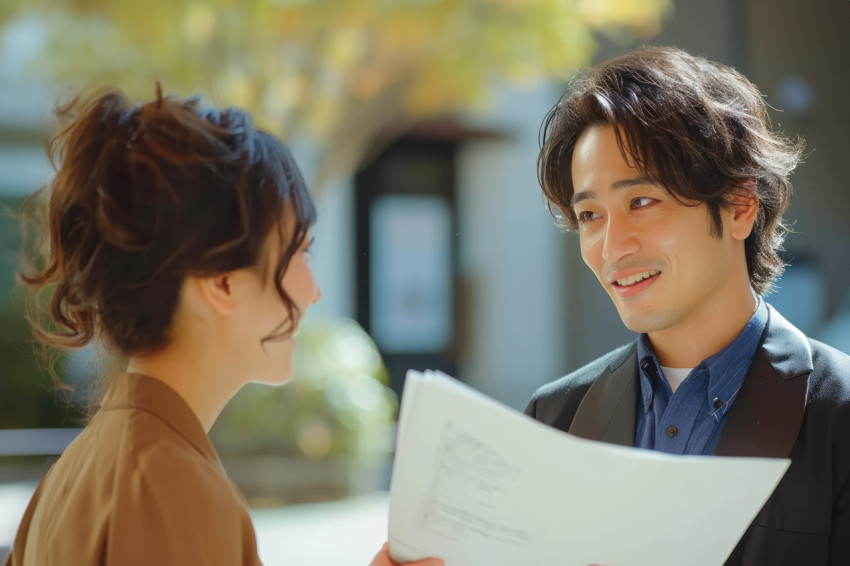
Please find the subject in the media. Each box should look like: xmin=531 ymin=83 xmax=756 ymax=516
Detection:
xmin=369 ymin=542 xmax=444 ymax=566
xmin=400 ymin=552 xmax=444 ymax=566
xmin=369 ymin=542 xmax=393 ymax=566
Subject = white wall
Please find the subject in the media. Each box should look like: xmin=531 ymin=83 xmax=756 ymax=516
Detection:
xmin=309 ymin=177 xmax=357 ymax=320
xmin=456 ymin=81 xmax=569 ymax=409
xmin=305 ymin=81 xmax=572 ymax=410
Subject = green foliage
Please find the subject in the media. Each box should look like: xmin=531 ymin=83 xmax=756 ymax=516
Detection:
xmin=0 ymin=301 xmax=84 ymax=428
xmin=0 ymin=198 xmax=79 ymax=429
xmin=210 ymin=317 xmax=397 ymax=459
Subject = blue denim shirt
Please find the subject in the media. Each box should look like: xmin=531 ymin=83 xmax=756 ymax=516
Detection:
xmin=634 ymin=298 xmax=768 ymax=455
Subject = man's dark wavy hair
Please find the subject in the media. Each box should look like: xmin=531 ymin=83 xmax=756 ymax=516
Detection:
xmin=538 ymin=46 xmax=804 ymax=295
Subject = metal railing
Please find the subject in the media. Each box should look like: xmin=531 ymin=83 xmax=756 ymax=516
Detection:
xmin=0 ymin=428 xmax=83 ymax=456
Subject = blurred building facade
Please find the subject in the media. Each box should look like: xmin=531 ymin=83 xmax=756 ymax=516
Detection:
xmin=0 ymin=0 xmax=848 ymax=414
xmin=308 ymin=0 xmax=850 ymax=411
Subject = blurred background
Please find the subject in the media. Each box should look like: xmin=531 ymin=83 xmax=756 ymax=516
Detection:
xmin=0 ymin=0 xmax=848 ymax=563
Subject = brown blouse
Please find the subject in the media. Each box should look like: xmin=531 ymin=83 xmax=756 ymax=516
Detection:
xmin=5 ymin=373 xmax=263 ymax=566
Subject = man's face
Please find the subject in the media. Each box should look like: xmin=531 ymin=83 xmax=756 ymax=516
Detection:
xmin=570 ymin=125 xmax=746 ymax=335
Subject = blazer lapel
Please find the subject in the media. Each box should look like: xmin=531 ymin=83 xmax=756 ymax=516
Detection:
xmin=569 ymin=345 xmax=639 ymax=446
xmin=713 ymin=305 xmax=812 ymax=458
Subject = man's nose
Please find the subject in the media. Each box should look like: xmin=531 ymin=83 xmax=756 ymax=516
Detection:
xmin=602 ymin=213 xmax=640 ymax=264
xmin=312 ymin=283 xmax=322 ymax=305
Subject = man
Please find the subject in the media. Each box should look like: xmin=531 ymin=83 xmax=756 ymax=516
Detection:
xmin=525 ymin=46 xmax=850 ymax=565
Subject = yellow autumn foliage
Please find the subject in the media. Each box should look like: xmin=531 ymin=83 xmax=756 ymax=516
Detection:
xmin=0 ymin=0 xmax=669 ymax=190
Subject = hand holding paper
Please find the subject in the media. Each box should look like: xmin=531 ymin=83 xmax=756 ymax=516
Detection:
xmin=387 ymin=370 xmax=790 ymax=566
xmin=371 ymin=542 xmax=444 ymax=566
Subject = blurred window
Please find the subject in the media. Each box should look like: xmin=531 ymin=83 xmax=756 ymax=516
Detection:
xmin=355 ymin=137 xmax=458 ymax=397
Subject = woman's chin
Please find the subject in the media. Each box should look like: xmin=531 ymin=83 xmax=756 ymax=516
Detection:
xmin=254 ymin=367 xmax=294 ymax=387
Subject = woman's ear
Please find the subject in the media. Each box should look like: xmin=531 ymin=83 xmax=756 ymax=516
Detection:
xmin=190 ymin=273 xmax=240 ymax=316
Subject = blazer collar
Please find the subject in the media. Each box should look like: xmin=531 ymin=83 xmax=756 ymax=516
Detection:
xmin=568 ymin=304 xmax=811 ymax=458
xmin=568 ymin=344 xmax=639 ymax=446
xmin=713 ymin=304 xmax=811 ymax=457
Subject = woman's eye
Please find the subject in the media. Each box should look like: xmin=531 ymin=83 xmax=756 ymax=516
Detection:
xmin=631 ymin=197 xmax=654 ymax=209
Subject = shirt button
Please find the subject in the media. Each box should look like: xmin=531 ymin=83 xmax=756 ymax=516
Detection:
xmin=666 ymin=426 xmax=678 ymax=438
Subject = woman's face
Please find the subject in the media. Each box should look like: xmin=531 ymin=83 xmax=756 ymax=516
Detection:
xmin=235 ymin=214 xmax=321 ymax=385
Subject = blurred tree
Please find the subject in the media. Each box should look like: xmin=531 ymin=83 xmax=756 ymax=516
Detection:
xmin=0 ymin=303 xmax=85 ymax=428
xmin=0 ymin=199 xmax=86 ymax=428
xmin=212 ymin=317 xmax=396 ymax=459
xmin=0 ymin=0 xmax=669 ymax=190
xmin=0 ymin=1 xmax=669 ymax=490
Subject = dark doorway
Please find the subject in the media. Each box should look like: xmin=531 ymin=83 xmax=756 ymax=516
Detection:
xmin=355 ymin=138 xmax=459 ymax=398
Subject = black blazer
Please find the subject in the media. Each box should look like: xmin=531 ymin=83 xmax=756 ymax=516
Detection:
xmin=525 ymin=305 xmax=850 ymax=565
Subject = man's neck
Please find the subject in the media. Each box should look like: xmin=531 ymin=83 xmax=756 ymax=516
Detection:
xmin=648 ymin=290 xmax=758 ymax=368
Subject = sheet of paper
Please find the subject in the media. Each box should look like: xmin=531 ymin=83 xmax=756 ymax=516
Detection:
xmin=388 ymin=371 xmax=790 ymax=566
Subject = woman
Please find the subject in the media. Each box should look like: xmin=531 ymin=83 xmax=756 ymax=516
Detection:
xmin=6 ymin=87 xmax=440 ymax=566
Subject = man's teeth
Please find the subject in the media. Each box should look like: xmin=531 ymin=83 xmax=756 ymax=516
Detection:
xmin=616 ymin=270 xmax=660 ymax=286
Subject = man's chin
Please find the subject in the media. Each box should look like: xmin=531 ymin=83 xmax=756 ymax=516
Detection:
xmin=616 ymin=309 xmax=670 ymax=335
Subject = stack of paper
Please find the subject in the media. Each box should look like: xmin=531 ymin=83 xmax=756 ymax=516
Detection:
xmin=388 ymin=370 xmax=790 ymax=566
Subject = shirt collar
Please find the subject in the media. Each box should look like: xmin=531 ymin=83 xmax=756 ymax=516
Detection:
xmin=99 ymin=373 xmax=222 ymax=467
xmin=637 ymin=296 xmax=768 ymax=415
xmin=702 ymin=297 xmax=768 ymax=417
xmin=636 ymin=335 xmax=661 ymax=411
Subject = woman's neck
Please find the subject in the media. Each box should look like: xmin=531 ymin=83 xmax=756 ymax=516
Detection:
xmin=126 ymin=343 xmax=241 ymax=433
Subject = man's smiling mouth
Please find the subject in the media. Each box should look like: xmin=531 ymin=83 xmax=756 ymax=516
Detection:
xmin=614 ymin=270 xmax=661 ymax=287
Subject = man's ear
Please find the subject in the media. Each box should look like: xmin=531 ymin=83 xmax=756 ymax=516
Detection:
xmin=728 ymin=183 xmax=759 ymax=241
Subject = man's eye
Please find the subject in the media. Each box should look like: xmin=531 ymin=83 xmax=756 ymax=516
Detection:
xmin=631 ymin=197 xmax=654 ymax=209
xmin=577 ymin=211 xmax=600 ymax=223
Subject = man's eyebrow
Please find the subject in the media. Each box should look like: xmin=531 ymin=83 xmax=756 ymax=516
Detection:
xmin=570 ymin=177 xmax=657 ymax=209
xmin=611 ymin=176 xmax=656 ymax=190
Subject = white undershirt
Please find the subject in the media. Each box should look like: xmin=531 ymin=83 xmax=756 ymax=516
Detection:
xmin=660 ymin=366 xmax=693 ymax=393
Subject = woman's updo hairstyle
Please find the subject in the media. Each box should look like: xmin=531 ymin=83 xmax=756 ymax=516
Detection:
xmin=21 ymin=85 xmax=316 ymax=359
